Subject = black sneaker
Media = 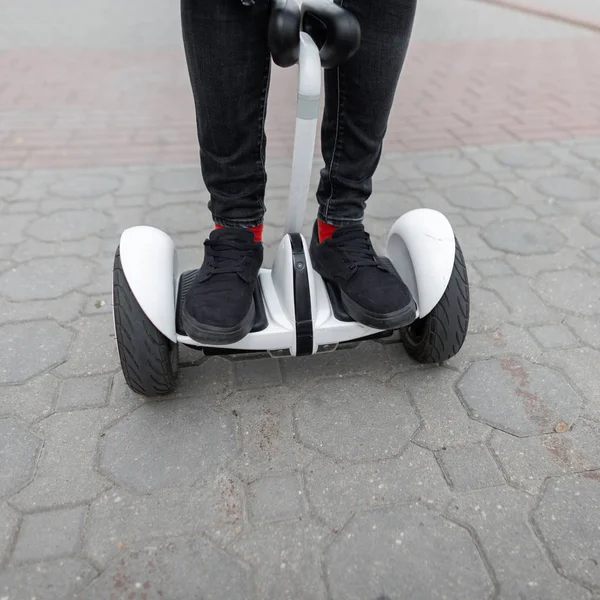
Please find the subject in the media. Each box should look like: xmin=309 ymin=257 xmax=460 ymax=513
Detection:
xmin=182 ymin=228 xmax=263 ymax=344
xmin=309 ymin=221 xmax=417 ymax=329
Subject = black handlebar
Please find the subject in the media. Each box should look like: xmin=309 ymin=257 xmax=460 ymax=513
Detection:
xmin=268 ymin=0 xmax=361 ymax=69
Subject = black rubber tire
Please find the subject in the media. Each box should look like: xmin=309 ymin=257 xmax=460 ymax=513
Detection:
xmin=401 ymin=237 xmax=469 ymax=363
xmin=113 ymin=248 xmax=179 ymax=397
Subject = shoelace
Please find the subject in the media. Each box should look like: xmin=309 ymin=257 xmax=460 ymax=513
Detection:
xmin=333 ymin=229 xmax=382 ymax=269
xmin=205 ymin=238 xmax=252 ymax=275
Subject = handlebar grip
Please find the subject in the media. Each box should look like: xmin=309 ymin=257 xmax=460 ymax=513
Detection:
xmin=268 ymin=0 xmax=301 ymax=68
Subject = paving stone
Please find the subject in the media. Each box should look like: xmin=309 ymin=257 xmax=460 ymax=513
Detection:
xmin=324 ymin=504 xmax=493 ymax=600
xmin=447 ymin=486 xmax=592 ymax=600
xmin=464 ymin=205 xmax=538 ymax=228
xmin=482 ymin=219 xmax=565 ymax=254
xmin=586 ymin=212 xmax=600 ymax=237
xmin=56 ymin=374 xmax=112 ymax=411
xmin=294 ymin=376 xmax=418 ymax=462
xmin=247 ymin=473 xmax=306 ymax=524
xmin=0 ymin=292 xmax=85 ymax=325
xmin=566 ymin=315 xmax=600 ymax=350
xmin=115 ymin=170 xmax=152 ymax=196
xmin=458 ymin=358 xmax=583 ymax=437
xmin=0 ymin=374 xmax=59 ymax=424
xmin=571 ymin=142 xmax=600 ymax=162
xmin=81 ymin=537 xmax=253 ymax=600
xmin=533 ymin=472 xmax=600 ymax=589
xmin=0 ymin=321 xmax=73 ymax=385
xmin=49 ymin=175 xmax=121 ymax=198
xmin=12 ymin=237 xmax=101 ymax=262
xmin=152 ymin=167 xmax=205 ymax=194
xmin=416 ymin=154 xmax=476 ymax=177
xmin=100 ymin=397 xmax=237 ymax=493
xmin=170 ymin=356 xmax=235 ymax=401
xmin=495 ymin=146 xmax=555 ymax=168
xmin=0 ymin=256 xmax=94 ymax=301
xmin=585 ymin=247 xmax=600 ymax=264
xmin=281 ymin=340 xmax=415 ymax=387
xmin=0 ymin=558 xmax=97 ymax=600
xmin=10 ymin=408 xmax=115 ymax=511
xmin=490 ymin=421 xmax=600 ymax=495
xmin=462 ymin=148 xmax=507 ymax=173
xmin=0 ymin=178 xmax=19 ymax=198
xmin=536 ymin=270 xmax=600 ymax=317
xmin=455 ymin=225 xmax=502 ymax=260
xmin=0 ymin=503 xmax=19 ymax=564
xmin=53 ymin=315 xmax=118 ymax=377
xmin=412 ymin=189 xmax=460 ymax=214
xmin=0 ymin=214 xmax=32 ymax=245
xmin=364 ymin=192 xmax=420 ymax=219
xmin=27 ymin=209 xmax=110 ymax=242
xmin=234 ymin=358 xmax=282 ymax=389
xmin=545 ymin=215 xmax=600 ymax=249
xmin=148 ymin=189 xmax=209 ymax=208
xmin=530 ymin=323 xmax=579 ymax=350
xmin=227 ymin=390 xmax=314 ymax=480
xmin=85 ymin=474 xmax=244 ymax=568
xmin=484 ymin=275 xmax=562 ymax=325
xmin=7 ymin=199 xmax=40 ymax=214
xmin=443 ymin=184 xmax=514 ymax=210
xmin=389 ymin=157 xmax=427 ymax=180
xmin=468 ymin=287 xmax=510 ymax=333
xmin=305 ymin=444 xmax=451 ymax=530
xmin=391 ymin=367 xmax=490 ymax=450
xmin=436 ymin=444 xmax=504 ymax=491
xmin=83 ymin=294 xmax=111 ymax=315
xmin=505 ymin=247 xmax=587 ymax=277
xmin=12 ymin=506 xmax=85 ymax=563
xmin=473 ymin=258 xmax=513 ymax=278
xmin=535 ymin=176 xmax=597 ymax=201
xmin=230 ymin=520 xmax=329 ymax=600
xmin=145 ymin=203 xmax=204 ymax=235
xmin=0 ymin=418 xmax=42 ymax=497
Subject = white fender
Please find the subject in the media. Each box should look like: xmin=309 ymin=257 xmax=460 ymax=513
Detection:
xmin=118 ymin=226 xmax=178 ymax=342
xmin=385 ymin=208 xmax=455 ymax=318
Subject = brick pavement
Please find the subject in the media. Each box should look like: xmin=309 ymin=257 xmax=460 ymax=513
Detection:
xmin=2 ymin=0 xmax=600 ymax=598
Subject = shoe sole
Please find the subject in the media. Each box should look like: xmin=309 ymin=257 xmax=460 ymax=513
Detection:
xmin=181 ymin=299 xmax=256 ymax=345
xmin=340 ymin=290 xmax=418 ymax=330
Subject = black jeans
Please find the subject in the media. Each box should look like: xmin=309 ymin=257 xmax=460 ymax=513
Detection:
xmin=181 ymin=0 xmax=417 ymax=227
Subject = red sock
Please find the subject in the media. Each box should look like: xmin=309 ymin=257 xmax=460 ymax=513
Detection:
xmin=215 ymin=223 xmax=263 ymax=243
xmin=318 ymin=220 xmax=338 ymax=242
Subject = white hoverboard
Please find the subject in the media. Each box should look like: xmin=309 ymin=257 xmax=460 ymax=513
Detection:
xmin=112 ymin=0 xmax=469 ymax=397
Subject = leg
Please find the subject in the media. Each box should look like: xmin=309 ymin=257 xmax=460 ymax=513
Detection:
xmin=181 ymin=0 xmax=271 ymax=228
xmin=310 ymin=0 xmax=419 ymax=330
xmin=181 ymin=0 xmax=270 ymax=344
xmin=317 ymin=0 xmax=417 ymax=226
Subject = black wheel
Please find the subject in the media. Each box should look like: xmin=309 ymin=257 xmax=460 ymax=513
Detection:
xmin=401 ymin=237 xmax=469 ymax=363
xmin=113 ymin=248 xmax=179 ymax=396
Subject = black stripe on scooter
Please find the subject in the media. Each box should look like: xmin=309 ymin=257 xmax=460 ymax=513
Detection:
xmin=289 ymin=233 xmax=313 ymax=356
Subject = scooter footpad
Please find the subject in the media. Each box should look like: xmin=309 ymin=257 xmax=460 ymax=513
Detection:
xmin=175 ymin=269 xmax=268 ymax=336
xmin=323 ymin=257 xmax=403 ymax=324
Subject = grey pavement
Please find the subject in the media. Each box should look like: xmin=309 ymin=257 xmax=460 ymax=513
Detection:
xmin=2 ymin=0 xmax=600 ymax=599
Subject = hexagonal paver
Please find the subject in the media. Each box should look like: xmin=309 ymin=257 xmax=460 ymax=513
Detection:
xmin=325 ymin=504 xmax=493 ymax=600
xmin=536 ymin=270 xmax=600 ymax=316
xmin=145 ymin=203 xmax=203 ymax=234
xmin=535 ymin=176 xmax=596 ymax=201
xmin=571 ymin=142 xmax=600 ymax=162
xmin=533 ymin=473 xmax=600 ymax=588
xmin=49 ymin=175 xmax=121 ymax=198
xmin=27 ymin=209 xmax=110 ymax=242
xmin=584 ymin=212 xmax=600 ymax=237
xmin=481 ymin=220 xmax=566 ymax=254
xmin=0 ymin=257 xmax=93 ymax=301
xmin=0 ymin=559 xmax=97 ymax=599
xmin=81 ymin=537 xmax=254 ymax=599
xmin=0 ymin=178 xmax=19 ymax=199
xmin=495 ymin=146 xmax=555 ymax=168
xmin=100 ymin=398 xmax=238 ymax=493
xmin=0 ymin=322 xmax=73 ymax=384
xmin=364 ymin=192 xmax=421 ymax=219
xmin=444 ymin=184 xmax=514 ymax=210
xmin=152 ymin=167 xmax=204 ymax=194
xmin=0 ymin=214 xmax=32 ymax=245
xmin=458 ymin=358 xmax=583 ymax=437
xmin=247 ymin=473 xmax=306 ymax=524
xmin=416 ymin=155 xmax=475 ymax=177
xmin=566 ymin=315 xmax=600 ymax=350
xmin=294 ymin=376 xmax=419 ymax=461
xmin=0 ymin=418 xmax=42 ymax=496
xmin=0 ymin=503 xmax=19 ymax=563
